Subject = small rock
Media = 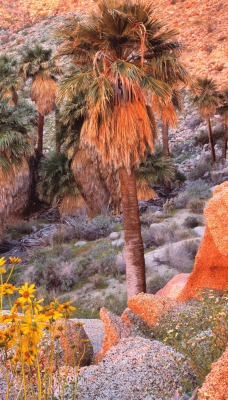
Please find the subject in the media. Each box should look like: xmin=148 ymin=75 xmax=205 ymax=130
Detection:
xmin=193 ymin=226 xmax=205 ymax=237
xmin=75 ymin=240 xmax=88 ymax=247
xmin=154 ymin=210 xmax=164 ymax=217
xmin=111 ymin=238 xmax=124 ymax=248
xmin=109 ymin=232 xmax=120 ymax=240
xmin=31 ymin=226 xmax=38 ymax=233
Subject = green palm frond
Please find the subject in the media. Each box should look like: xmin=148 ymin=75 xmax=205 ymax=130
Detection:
xmin=56 ymin=0 xmax=188 ymax=169
xmin=37 ymin=152 xmax=81 ymax=204
xmin=193 ymin=78 xmax=219 ymax=118
xmin=0 ymin=100 xmax=37 ymax=172
xmin=136 ymin=147 xmax=176 ymax=184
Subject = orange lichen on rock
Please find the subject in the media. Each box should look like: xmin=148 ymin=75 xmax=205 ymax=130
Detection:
xmin=127 ymin=293 xmax=178 ymax=326
xmin=156 ymin=273 xmax=190 ymax=299
xmin=198 ymin=347 xmax=228 ymax=400
xmin=95 ymin=307 xmax=134 ymax=363
xmin=178 ymin=182 xmax=228 ymax=302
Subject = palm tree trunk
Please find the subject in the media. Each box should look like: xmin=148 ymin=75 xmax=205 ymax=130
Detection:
xmin=207 ymin=118 xmax=216 ymax=163
xmin=162 ymin=121 xmax=170 ymax=157
xmin=119 ymin=167 xmax=146 ymax=299
xmin=222 ymin=121 xmax=228 ymax=163
xmin=38 ymin=113 xmax=44 ymax=155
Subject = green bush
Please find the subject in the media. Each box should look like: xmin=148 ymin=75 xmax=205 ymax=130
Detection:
xmin=187 ymin=198 xmax=205 ymax=214
xmin=66 ymin=215 xmax=114 ymax=241
xmin=183 ymin=216 xmax=199 ymax=229
xmin=188 ymin=162 xmax=211 ymax=181
xmin=186 ymin=181 xmax=212 ymax=200
xmin=150 ymin=290 xmax=228 ymax=385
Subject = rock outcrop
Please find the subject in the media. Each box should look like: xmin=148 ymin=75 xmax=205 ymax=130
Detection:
xmin=78 ymin=337 xmax=197 ymax=400
xmin=127 ymin=293 xmax=178 ymax=326
xmin=156 ymin=273 xmax=190 ymax=299
xmin=45 ymin=320 xmax=94 ymax=368
xmin=198 ymin=347 xmax=228 ymax=400
xmin=95 ymin=308 xmax=136 ymax=363
xmin=178 ymin=182 xmax=228 ymax=301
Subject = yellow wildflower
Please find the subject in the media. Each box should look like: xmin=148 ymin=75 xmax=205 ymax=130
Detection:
xmin=0 ymin=283 xmax=17 ymax=295
xmin=20 ymin=315 xmax=46 ymax=343
xmin=0 ymin=313 xmax=19 ymax=324
xmin=9 ymin=257 xmax=22 ymax=264
xmin=43 ymin=309 xmax=63 ymax=322
xmin=11 ymin=299 xmax=24 ymax=313
xmin=24 ymin=298 xmax=44 ymax=314
xmin=0 ymin=267 xmax=6 ymax=274
xmin=18 ymin=282 xmax=36 ymax=303
xmin=0 ymin=257 xmax=6 ymax=267
xmin=60 ymin=301 xmax=76 ymax=316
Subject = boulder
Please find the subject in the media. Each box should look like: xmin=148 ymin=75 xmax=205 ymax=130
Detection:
xmin=198 ymin=347 xmax=228 ymax=400
xmin=156 ymin=273 xmax=190 ymax=299
xmin=178 ymin=182 xmax=228 ymax=301
xmin=95 ymin=308 xmax=136 ymax=363
xmin=54 ymin=320 xmax=93 ymax=367
xmin=78 ymin=337 xmax=197 ymax=400
xmin=127 ymin=293 xmax=178 ymax=326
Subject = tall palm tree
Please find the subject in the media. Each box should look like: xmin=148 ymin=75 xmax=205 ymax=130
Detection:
xmin=19 ymin=44 xmax=60 ymax=155
xmin=0 ymin=54 xmax=20 ymax=105
xmin=193 ymin=78 xmax=219 ymax=163
xmin=0 ymin=100 xmax=37 ymax=241
xmin=57 ymin=0 xmax=187 ymax=298
xmin=217 ymin=89 xmax=228 ymax=162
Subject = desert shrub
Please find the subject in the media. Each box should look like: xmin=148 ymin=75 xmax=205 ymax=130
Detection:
xmin=194 ymin=125 xmax=224 ymax=145
xmin=50 ymin=225 xmax=75 ymax=246
xmin=66 ymin=215 xmax=114 ymax=240
xmin=149 ymin=222 xmax=193 ymax=246
xmin=163 ymin=242 xmax=197 ymax=273
xmin=147 ymin=270 xmax=176 ymax=294
xmin=103 ymin=293 xmax=127 ymax=315
xmin=186 ymin=180 xmax=212 ymax=199
xmin=90 ymin=274 xmax=109 ymax=290
xmin=141 ymin=227 xmax=157 ymax=248
xmin=188 ymin=162 xmax=212 ymax=180
xmin=150 ymin=290 xmax=228 ymax=384
xmin=27 ymin=260 xmax=77 ymax=292
xmin=183 ymin=216 xmax=199 ymax=229
xmin=173 ymin=192 xmax=189 ymax=209
xmin=187 ymin=198 xmax=206 ymax=214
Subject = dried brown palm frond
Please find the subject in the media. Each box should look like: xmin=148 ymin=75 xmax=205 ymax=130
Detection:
xmin=31 ymin=73 xmax=58 ymax=116
xmin=0 ymin=158 xmax=30 ymax=241
xmin=136 ymin=178 xmax=158 ymax=201
xmin=81 ymin=99 xmax=157 ymax=171
xmin=59 ymin=193 xmax=86 ymax=215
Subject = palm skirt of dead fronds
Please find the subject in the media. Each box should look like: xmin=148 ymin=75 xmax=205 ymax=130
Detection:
xmin=136 ymin=178 xmax=159 ymax=201
xmin=0 ymin=158 xmax=30 ymax=240
xmin=59 ymin=194 xmax=86 ymax=215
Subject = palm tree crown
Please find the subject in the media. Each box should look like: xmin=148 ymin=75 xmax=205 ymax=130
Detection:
xmin=19 ymin=44 xmax=59 ymax=116
xmin=0 ymin=55 xmax=20 ymax=105
xmin=193 ymin=78 xmax=219 ymax=118
xmin=57 ymin=0 xmax=187 ymax=170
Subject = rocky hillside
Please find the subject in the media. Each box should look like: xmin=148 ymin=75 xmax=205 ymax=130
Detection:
xmin=0 ymin=0 xmax=227 ymax=89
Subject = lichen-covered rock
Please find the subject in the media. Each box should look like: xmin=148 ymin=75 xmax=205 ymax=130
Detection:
xmin=178 ymin=182 xmax=228 ymax=301
xmin=95 ymin=308 xmax=136 ymax=363
xmin=198 ymin=347 xmax=228 ymax=400
xmin=54 ymin=320 xmax=93 ymax=367
xmin=156 ymin=273 xmax=190 ymax=299
xmin=127 ymin=293 xmax=178 ymax=326
xmin=78 ymin=337 xmax=197 ymax=400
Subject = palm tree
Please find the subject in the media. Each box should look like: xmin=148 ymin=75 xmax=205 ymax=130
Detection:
xmin=217 ymin=89 xmax=228 ymax=162
xmin=19 ymin=44 xmax=60 ymax=155
xmin=0 ymin=54 xmax=20 ymax=105
xmin=193 ymin=78 xmax=219 ymax=163
xmin=57 ymin=0 xmax=187 ymax=298
xmin=0 ymin=100 xmax=37 ymax=241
